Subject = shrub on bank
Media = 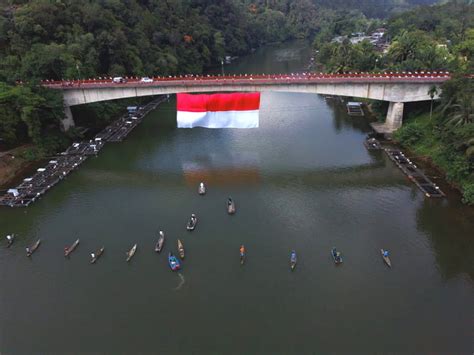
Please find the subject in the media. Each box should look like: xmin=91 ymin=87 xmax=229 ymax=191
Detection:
xmin=395 ymin=113 xmax=474 ymax=205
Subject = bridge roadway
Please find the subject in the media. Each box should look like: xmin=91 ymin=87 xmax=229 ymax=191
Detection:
xmin=42 ymin=72 xmax=451 ymax=133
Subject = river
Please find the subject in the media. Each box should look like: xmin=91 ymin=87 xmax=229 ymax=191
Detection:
xmin=0 ymin=41 xmax=473 ymax=354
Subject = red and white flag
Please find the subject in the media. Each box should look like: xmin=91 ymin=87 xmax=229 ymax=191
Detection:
xmin=177 ymin=92 xmax=260 ymax=128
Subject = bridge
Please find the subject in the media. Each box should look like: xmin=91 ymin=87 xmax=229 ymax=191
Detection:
xmin=42 ymin=72 xmax=451 ymax=133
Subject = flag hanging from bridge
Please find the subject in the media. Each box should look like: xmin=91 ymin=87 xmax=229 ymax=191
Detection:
xmin=177 ymin=92 xmax=260 ymax=128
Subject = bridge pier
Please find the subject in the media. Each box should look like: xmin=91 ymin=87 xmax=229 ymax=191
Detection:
xmin=61 ymin=105 xmax=75 ymax=131
xmin=371 ymin=101 xmax=404 ymax=135
xmin=386 ymin=102 xmax=404 ymax=130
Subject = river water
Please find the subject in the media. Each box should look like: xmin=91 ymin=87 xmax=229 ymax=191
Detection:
xmin=0 ymin=41 xmax=473 ymax=354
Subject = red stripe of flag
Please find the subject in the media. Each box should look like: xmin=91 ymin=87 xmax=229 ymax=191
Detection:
xmin=177 ymin=93 xmax=260 ymax=112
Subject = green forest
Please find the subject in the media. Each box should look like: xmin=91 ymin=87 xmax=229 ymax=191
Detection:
xmin=311 ymin=1 xmax=473 ymax=204
xmin=0 ymin=0 xmax=442 ymax=149
xmin=0 ymin=0 xmax=473 ymax=203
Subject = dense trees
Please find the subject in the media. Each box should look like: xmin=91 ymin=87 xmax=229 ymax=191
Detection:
xmin=314 ymin=2 xmax=473 ymax=73
xmin=311 ymin=1 xmax=474 ymax=204
xmin=0 ymin=0 xmax=323 ymax=148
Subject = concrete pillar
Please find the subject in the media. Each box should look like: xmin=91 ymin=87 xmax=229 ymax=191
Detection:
xmin=386 ymin=102 xmax=404 ymax=130
xmin=61 ymin=105 xmax=75 ymax=131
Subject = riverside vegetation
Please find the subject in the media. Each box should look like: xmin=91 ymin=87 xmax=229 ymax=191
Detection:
xmin=313 ymin=1 xmax=473 ymax=204
xmin=1 ymin=0 xmax=472 ymax=204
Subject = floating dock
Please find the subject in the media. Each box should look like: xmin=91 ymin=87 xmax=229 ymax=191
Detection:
xmin=61 ymin=139 xmax=104 ymax=156
xmin=0 ymin=156 xmax=87 ymax=207
xmin=347 ymin=102 xmax=364 ymax=116
xmin=363 ymin=137 xmax=383 ymax=150
xmin=0 ymin=96 xmax=167 ymax=207
xmin=384 ymin=149 xmax=445 ymax=198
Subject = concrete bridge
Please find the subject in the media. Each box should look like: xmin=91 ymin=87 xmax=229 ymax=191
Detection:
xmin=42 ymin=72 xmax=450 ymax=133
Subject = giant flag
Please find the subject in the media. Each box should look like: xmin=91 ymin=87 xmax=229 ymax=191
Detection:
xmin=177 ymin=92 xmax=260 ymax=128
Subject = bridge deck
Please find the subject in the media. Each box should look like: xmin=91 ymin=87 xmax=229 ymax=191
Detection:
xmin=41 ymin=72 xmax=451 ymax=89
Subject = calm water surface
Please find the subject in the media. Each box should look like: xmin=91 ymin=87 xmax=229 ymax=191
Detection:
xmin=0 ymin=41 xmax=473 ymax=354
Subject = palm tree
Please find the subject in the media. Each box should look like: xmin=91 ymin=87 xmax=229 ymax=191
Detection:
xmin=331 ymin=38 xmax=353 ymax=73
xmin=428 ymin=85 xmax=438 ymax=120
xmin=388 ymin=30 xmax=418 ymax=63
xmin=439 ymin=74 xmax=474 ymax=126
xmin=445 ymin=94 xmax=474 ymax=126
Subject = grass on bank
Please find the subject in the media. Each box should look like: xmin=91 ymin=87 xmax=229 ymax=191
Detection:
xmin=394 ymin=112 xmax=474 ymax=205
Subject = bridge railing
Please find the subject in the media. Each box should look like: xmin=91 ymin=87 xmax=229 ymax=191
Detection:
xmin=39 ymin=72 xmax=452 ymax=89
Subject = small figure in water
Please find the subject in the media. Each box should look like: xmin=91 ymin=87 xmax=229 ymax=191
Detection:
xmin=240 ymin=245 xmax=246 ymax=264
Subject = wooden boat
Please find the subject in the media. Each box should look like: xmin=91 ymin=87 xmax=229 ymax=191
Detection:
xmin=64 ymin=238 xmax=80 ymax=257
xmin=126 ymin=243 xmax=137 ymax=262
xmin=155 ymin=231 xmax=165 ymax=253
xmin=177 ymin=239 xmax=185 ymax=259
xmin=381 ymin=249 xmax=392 ymax=267
xmin=331 ymin=247 xmax=342 ymax=264
xmin=198 ymin=182 xmax=206 ymax=195
xmin=240 ymin=245 xmax=246 ymax=265
xmin=290 ymin=250 xmax=297 ymax=270
xmin=90 ymin=247 xmax=104 ymax=264
xmin=6 ymin=234 xmax=14 ymax=248
xmin=186 ymin=214 xmax=197 ymax=231
xmin=26 ymin=239 xmax=41 ymax=257
xmin=227 ymin=197 xmax=236 ymax=214
xmin=168 ymin=252 xmax=181 ymax=271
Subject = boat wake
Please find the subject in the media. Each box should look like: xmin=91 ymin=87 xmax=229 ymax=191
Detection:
xmin=174 ymin=273 xmax=185 ymax=291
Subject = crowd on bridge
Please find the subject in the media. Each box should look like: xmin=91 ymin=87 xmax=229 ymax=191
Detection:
xmin=34 ymin=71 xmax=452 ymax=88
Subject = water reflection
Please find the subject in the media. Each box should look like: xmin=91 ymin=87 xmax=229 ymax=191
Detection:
xmin=416 ymin=199 xmax=474 ymax=281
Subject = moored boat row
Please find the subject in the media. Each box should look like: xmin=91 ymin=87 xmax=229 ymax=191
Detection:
xmin=4 ymin=234 xmax=393 ymax=269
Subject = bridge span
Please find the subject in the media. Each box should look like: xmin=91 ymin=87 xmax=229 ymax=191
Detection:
xmin=42 ymin=72 xmax=450 ymax=133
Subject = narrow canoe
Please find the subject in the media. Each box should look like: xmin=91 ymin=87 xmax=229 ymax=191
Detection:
xmin=90 ymin=247 xmax=104 ymax=264
xmin=381 ymin=249 xmax=392 ymax=267
xmin=168 ymin=252 xmax=181 ymax=271
xmin=290 ymin=250 xmax=297 ymax=270
xmin=240 ymin=245 xmax=245 ymax=265
xmin=178 ymin=239 xmax=185 ymax=259
xmin=26 ymin=239 xmax=41 ymax=257
xmin=331 ymin=248 xmax=343 ymax=264
xmin=198 ymin=182 xmax=206 ymax=195
xmin=126 ymin=244 xmax=137 ymax=262
xmin=65 ymin=238 xmax=80 ymax=257
xmin=6 ymin=234 xmax=14 ymax=248
xmin=187 ymin=215 xmax=197 ymax=231
xmin=227 ymin=198 xmax=236 ymax=214
xmin=155 ymin=231 xmax=165 ymax=253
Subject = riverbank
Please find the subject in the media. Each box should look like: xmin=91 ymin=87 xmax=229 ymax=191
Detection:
xmin=0 ymin=96 xmax=166 ymax=207
xmin=393 ymin=112 xmax=474 ymax=205
xmin=0 ymin=146 xmax=41 ymax=189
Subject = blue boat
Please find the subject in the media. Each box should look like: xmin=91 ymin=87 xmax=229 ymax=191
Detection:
xmin=331 ymin=247 xmax=342 ymax=264
xmin=168 ymin=252 xmax=181 ymax=271
xmin=290 ymin=250 xmax=297 ymax=270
